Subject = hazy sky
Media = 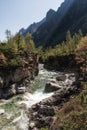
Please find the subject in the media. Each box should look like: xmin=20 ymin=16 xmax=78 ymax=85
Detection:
xmin=0 ymin=0 xmax=64 ymax=41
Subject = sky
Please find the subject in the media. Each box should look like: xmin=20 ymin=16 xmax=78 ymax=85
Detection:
xmin=0 ymin=0 xmax=64 ymax=41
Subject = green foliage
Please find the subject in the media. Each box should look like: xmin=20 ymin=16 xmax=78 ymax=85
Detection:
xmin=39 ymin=31 xmax=83 ymax=62
xmin=41 ymin=128 xmax=48 ymax=130
xmin=53 ymin=82 xmax=87 ymax=130
xmin=6 ymin=56 xmax=22 ymax=67
xmin=0 ymin=31 xmax=36 ymax=68
xmin=62 ymin=111 xmax=87 ymax=130
xmin=25 ymin=33 xmax=35 ymax=52
xmin=5 ymin=29 xmax=12 ymax=41
xmin=14 ymin=33 xmax=26 ymax=51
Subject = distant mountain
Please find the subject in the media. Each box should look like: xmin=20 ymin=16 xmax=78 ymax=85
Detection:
xmin=47 ymin=0 xmax=87 ymax=46
xmin=19 ymin=9 xmax=56 ymax=36
xmin=20 ymin=0 xmax=87 ymax=47
xmin=33 ymin=0 xmax=75 ymax=47
xmin=19 ymin=18 xmax=46 ymax=36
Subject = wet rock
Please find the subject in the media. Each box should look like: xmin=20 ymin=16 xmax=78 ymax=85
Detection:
xmin=47 ymin=78 xmax=57 ymax=83
xmin=0 ymin=109 xmax=5 ymax=115
xmin=56 ymin=74 xmax=66 ymax=81
xmin=45 ymin=82 xmax=61 ymax=92
xmin=17 ymin=86 xmax=26 ymax=94
xmin=29 ymin=122 xmax=35 ymax=129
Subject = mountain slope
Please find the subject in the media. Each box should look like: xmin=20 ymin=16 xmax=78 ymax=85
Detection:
xmin=19 ymin=18 xmax=46 ymax=36
xmin=33 ymin=0 xmax=75 ymax=46
xmin=33 ymin=0 xmax=87 ymax=47
xmin=48 ymin=0 xmax=87 ymax=45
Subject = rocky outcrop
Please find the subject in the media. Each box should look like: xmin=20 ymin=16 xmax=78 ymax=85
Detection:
xmin=44 ymin=54 xmax=77 ymax=71
xmin=0 ymin=53 xmax=39 ymax=99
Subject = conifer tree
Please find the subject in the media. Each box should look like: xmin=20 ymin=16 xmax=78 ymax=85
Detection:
xmin=25 ymin=33 xmax=35 ymax=52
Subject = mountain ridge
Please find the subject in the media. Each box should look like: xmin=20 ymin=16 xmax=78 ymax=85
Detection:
xmin=19 ymin=0 xmax=87 ymax=47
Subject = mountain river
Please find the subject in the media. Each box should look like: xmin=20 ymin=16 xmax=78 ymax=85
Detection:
xmin=0 ymin=64 xmax=75 ymax=130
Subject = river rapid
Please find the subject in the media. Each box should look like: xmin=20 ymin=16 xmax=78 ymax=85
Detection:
xmin=0 ymin=64 xmax=75 ymax=130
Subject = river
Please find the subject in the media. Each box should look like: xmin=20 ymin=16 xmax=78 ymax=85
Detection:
xmin=0 ymin=64 xmax=75 ymax=130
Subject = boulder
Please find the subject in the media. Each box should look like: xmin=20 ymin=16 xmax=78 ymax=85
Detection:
xmin=45 ymin=82 xmax=61 ymax=92
xmin=17 ymin=86 xmax=26 ymax=94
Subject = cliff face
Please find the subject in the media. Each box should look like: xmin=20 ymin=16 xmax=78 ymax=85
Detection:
xmin=0 ymin=53 xmax=39 ymax=99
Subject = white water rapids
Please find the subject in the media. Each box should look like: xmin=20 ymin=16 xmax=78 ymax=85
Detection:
xmin=0 ymin=64 xmax=75 ymax=130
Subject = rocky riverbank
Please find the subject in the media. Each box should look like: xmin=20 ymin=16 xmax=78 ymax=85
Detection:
xmin=29 ymin=70 xmax=80 ymax=130
xmin=29 ymin=52 xmax=87 ymax=130
xmin=0 ymin=53 xmax=39 ymax=99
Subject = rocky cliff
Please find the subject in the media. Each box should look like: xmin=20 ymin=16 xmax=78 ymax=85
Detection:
xmin=0 ymin=53 xmax=39 ymax=99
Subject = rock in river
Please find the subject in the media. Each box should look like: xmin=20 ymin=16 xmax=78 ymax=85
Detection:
xmin=45 ymin=82 xmax=61 ymax=92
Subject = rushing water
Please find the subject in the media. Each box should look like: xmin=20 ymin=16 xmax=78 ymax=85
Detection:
xmin=0 ymin=64 xmax=57 ymax=130
xmin=0 ymin=64 xmax=75 ymax=130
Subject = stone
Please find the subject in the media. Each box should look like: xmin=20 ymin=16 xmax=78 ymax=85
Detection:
xmin=29 ymin=122 xmax=35 ymax=128
xmin=9 ymin=84 xmax=16 ymax=95
xmin=38 ymin=105 xmax=55 ymax=116
xmin=45 ymin=82 xmax=61 ymax=92
xmin=56 ymin=75 xmax=66 ymax=81
xmin=0 ymin=109 xmax=5 ymax=115
xmin=17 ymin=87 xmax=26 ymax=94
xmin=47 ymin=78 xmax=57 ymax=83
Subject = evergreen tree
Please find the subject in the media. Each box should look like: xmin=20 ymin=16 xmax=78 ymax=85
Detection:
xmin=5 ymin=29 xmax=12 ymax=41
xmin=25 ymin=33 xmax=35 ymax=52
xmin=66 ymin=31 xmax=72 ymax=53
xmin=14 ymin=33 xmax=25 ymax=52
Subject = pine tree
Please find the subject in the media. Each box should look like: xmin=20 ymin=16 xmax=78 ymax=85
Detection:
xmin=25 ymin=33 xmax=35 ymax=52
xmin=14 ymin=33 xmax=25 ymax=52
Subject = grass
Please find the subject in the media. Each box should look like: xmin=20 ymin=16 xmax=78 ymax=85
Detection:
xmin=53 ymin=82 xmax=87 ymax=130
